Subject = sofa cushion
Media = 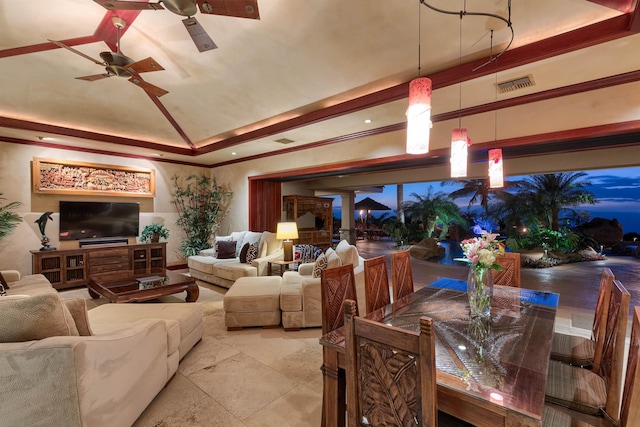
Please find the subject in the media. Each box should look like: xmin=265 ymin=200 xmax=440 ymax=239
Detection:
xmin=230 ymin=231 xmax=248 ymax=256
xmin=0 ymin=293 xmax=79 ymax=342
xmin=216 ymin=240 xmax=237 ymax=259
xmin=240 ymin=231 xmax=263 ymax=255
xmin=335 ymin=239 xmax=360 ymax=268
xmin=215 ymin=263 xmax=257 ymax=281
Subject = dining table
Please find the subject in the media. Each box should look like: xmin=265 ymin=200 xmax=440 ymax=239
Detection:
xmin=319 ymin=277 xmax=559 ymax=427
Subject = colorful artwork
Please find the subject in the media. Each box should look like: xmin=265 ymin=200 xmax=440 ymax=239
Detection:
xmin=32 ymin=158 xmax=155 ymax=197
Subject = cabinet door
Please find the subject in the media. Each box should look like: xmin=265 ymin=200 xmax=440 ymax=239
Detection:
xmin=63 ymin=253 xmax=86 ymax=285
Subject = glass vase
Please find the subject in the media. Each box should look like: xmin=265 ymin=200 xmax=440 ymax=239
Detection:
xmin=467 ymin=267 xmax=493 ymax=319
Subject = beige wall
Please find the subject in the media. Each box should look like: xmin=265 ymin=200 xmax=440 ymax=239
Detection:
xmin=0 ymin=141 xmax=209 ymax=275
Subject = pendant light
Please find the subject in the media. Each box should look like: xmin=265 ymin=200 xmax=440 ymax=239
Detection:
xmin=488 ymin=30 xmax=504 ymax=188
xmin=450 ymin=6 xmax=469 ymax=177
xmin=406 ymin=1 xmax=432 ymax=155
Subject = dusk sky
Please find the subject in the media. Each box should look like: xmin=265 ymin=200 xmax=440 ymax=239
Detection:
xmin=334 ymin=166 xmax=640 ymax=234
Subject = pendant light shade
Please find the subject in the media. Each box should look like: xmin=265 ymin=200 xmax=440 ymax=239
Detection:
xmin=406 ymin=77 xmax=432 ymax=154
xmin=450 ymin=127 xmax=469 ymax=177
xmin=488 ymin=148 xmax=504 ymax=188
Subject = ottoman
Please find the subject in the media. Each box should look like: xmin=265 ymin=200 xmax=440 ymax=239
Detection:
xmin=224 ymin=276 xmax=282 ymax=330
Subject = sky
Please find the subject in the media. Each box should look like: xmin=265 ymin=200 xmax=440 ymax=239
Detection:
xmin=332 ymin=166 xmax=640 ymax=234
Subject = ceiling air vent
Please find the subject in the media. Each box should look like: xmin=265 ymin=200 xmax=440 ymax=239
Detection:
xmin=497 ymin=75 xmax=535 ymax=93
xmin=275 ymin=138 xmax=295 ymax=144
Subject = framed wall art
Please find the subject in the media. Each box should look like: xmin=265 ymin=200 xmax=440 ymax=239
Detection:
xmin=32 ymin=158 xmax=156 ymax=197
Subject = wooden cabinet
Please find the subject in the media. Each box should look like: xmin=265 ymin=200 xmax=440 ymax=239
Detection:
xmin=31 ymin=243 xmax=167 ymax=290
xmin=283 ymin=195 xmax=333 ymax=248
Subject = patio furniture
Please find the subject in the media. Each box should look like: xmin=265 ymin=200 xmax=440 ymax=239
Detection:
xmin=493 ymin=252 xmax=521 ymax=287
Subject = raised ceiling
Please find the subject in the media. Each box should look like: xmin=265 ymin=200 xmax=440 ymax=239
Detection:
xmin=1 ymin=0 xmax=639 ymax=171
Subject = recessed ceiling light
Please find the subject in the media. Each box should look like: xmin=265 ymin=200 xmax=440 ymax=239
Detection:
xmin=364 ymin=119 xmax=372 ymax=124
xmin=231 ymin=152 xmax=237 ymax=155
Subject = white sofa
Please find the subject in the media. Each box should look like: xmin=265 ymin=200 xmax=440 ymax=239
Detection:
xmin=188 ymin=230 xmax=283 ymax=288
xmin=279 ymin=240 xmax=367 ymax=330
xmin=0 ymin=270 xmax=203 ymax=427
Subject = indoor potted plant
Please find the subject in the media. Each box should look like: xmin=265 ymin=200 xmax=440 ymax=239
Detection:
xmin=140 ymin=222 xmax=169 ymax=243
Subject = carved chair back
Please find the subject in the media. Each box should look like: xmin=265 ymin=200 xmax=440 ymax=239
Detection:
xmin=363 ymin=255 xmax=391 ymax=314
xmin=391 ymin=250 xmax=414 ymax=302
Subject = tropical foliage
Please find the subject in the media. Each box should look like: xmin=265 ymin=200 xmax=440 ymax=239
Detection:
xmin=403 ymin=186 xmax=468 ymax=239
xmin=171 ymin=174 xmax=233 ymax=257
xmin=139 ymin=222 xmax=170 ymax=243
xmin=0 ymin=193 xmax=22 ymax=241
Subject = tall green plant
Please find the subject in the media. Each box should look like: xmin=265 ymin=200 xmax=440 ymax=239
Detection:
xmin=0 ymin=193 xmax=22 ymax=241
xmin=171 ymin=174 xmax=232 ymax=257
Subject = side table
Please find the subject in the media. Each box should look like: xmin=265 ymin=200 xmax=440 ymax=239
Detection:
xmin=268 ymin=260 xmax=298 ymax=276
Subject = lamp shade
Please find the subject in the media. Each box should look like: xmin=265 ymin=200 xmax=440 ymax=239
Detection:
xmin=406 ymin=77 xmax=432 ymax=154
xmin=488 ymin=148 xmax=504 ymax=188
xmin=450 ymin=127 xmax=469 ymax=178
xmin=276 ymin=222 xmax=299 ymax=240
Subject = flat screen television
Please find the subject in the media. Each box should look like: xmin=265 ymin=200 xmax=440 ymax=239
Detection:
xmin=59 ymin=201 xmax=140 ymax=241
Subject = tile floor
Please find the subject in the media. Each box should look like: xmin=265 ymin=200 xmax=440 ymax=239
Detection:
xmin=64 ymin=240 xmax=640 ymax=427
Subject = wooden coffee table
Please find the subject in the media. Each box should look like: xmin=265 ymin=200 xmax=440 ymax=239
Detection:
xmin=88 ymin=270 xmax=199 ymax=303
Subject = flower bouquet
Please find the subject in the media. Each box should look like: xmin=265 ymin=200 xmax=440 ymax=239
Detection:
xmin=457 ymin=231 xmax=505 ymax=318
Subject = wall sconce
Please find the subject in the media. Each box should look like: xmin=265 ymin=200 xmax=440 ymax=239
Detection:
xmin=488 ymin=148 xmax=504 ymax=188
xmin=276 ymin=221 xmax=299 ymax=261
xmin=450 ymin=127 xmax=469 ymax=177
xmin=406 ymin=77 xmax=432 ymax=154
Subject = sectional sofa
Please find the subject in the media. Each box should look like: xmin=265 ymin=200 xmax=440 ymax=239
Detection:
xmin=187 ymin=230 xmax=283 ymax=288
xmin=0 ymin=270 xmax=203 ymax=427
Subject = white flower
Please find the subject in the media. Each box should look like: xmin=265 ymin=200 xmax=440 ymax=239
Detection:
xmin=478 ymin=249 xmax=496 ymax=267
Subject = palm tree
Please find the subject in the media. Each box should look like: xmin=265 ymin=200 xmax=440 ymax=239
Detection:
xmin=441 ymin=178 xmax=514 ymax=217
xmin=403 ymin=186 xmax=467 ymax=238
xmin=517 ymin=172 xmax=596 ymax=231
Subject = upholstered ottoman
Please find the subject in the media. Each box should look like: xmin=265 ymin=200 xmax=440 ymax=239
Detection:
xmin=224 ymin=276 xmax=282 ymax=330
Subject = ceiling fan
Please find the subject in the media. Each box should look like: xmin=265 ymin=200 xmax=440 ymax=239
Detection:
xmin=48 ymin=17 xmax=168 ymax=97
xmin=92 ymin=0 xmax=260 ymax=52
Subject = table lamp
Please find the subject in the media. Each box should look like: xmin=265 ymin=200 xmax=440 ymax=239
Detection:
xmin=277 ymin=222 xmax=299 ymax=261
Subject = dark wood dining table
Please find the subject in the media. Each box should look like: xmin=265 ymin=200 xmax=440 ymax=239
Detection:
xmin=319 ymin=278 xmax=559 ymax=427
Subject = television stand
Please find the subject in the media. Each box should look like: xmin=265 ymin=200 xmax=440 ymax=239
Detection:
xmin=31 ymin=242 xmax=166 ymax=290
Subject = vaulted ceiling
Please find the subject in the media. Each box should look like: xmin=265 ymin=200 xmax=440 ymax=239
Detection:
xmin=1 ymin=0 xmax=639 ymax=173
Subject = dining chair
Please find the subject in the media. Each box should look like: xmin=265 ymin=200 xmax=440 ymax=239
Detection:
xmin=550 ymin=268 xmax=615 ymax=369
xmin=542 ymin=305 xmax=640 ymax=427
xmin=320 ymin=264 xmax=358 ymax=335
xmin=363 ymin=255 xmax=391 ymax=313
xmin=391 ymin=250 xmax=414 ymax=302
xmin=343 ymin=299 xmax=471 ymax=427
xmin=545 ymin=279 xmax=630 ymax=422
xmin=492 ymin=252 xmax=521 ymax=287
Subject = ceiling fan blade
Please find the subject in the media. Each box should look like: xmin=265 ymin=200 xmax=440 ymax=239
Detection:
xmin=76 ymin=74 xmax=112 ymax=81
xmin=183 ymin=17 xmax=218 ymax=52
xmin=128 ymin=76 xmax=169 ymax=97
xmin=196 ymin=0 xmax=260 ymax=19
xmin=48 ymin=39 xmax=106 ymax=65
xmin=126 ymin=57 xmax=165 ymax=73
xmin=93 ymin=0 xmax=164 ymax=11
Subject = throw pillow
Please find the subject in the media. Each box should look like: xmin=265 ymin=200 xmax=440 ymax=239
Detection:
xmin=212 ymin=235 xmax=232 ymax=257
xmin=239 ymin=242 xmax=251 ymax=263
xmin=0 ymin=272 xmax=9 ymax=290
xmin=216 ymin=240 xmax=237 ymax=259
xmin=246 ymin=242 xmax=259 ymax=264
xmin=312 ymin=253 xmax=328 ymax=278
xmin=325 ymin=248 xmax=342 ymax=269
xmin=64 ymin=298 xmax=93 ymax=336
xmin=335 ymin=239 xmax=360 ymax=268
xmin=0 ymin=293 xmax=79 ymax=342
